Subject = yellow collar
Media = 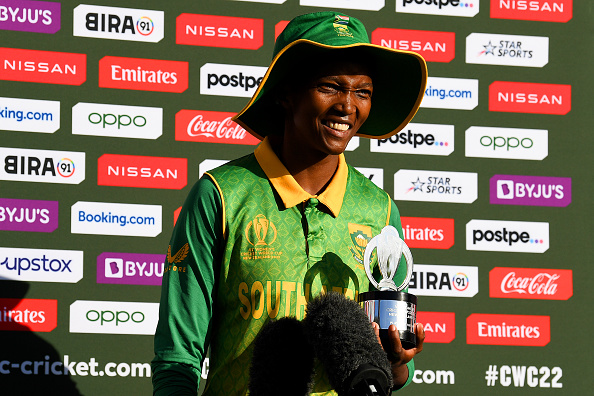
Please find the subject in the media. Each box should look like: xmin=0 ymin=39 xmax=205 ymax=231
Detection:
xmin=254 ymin=137 xmax=347 ymax=217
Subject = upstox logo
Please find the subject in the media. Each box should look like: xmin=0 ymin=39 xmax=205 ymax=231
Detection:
xmin=466 ymin=219 xmax=549 ymax=253
xmin=69 ymin=300 xmax=159 ymax=335
xmin=176 ymin=14 xmax=263 ymax=49
xmin=491 ymin=0 xmax=572 ymax=23
xmin=465 ymin=126 xmax=548 ymax=160
xmin=0 ymin=147 xmax=85 ymax=184
xmin=0 ymin=247 xmax=83 ymax=283
xmin=0 ymin=0 xmax=60 ymax=34
xmin=0 ymin=96 xmax=60 ymax=133
xmin=408 ymin=264 xmax=478 ymax=298
xmin=71 ymin=201 xmax=162 ymax=237
xmin=466 ymin=33 xmax=549 ymax=67
xmin=97 ymin=252 xmax=165 ymax=286
xmin=372 ymin=28 xmax=455 ymax=63
xmin=394 ymin=169 xmax=477 ymax=204
xmin=200 ymin=63 xmax=266 ymax=98
xmin=73 ymin=4 xmax=164 ymax=42
xmin=489 ymin=81 xmax=571 ymax=115
xmin=397 ymin=0 xmax=479 ymax=17
xmin=490 ymin=174 xmax=571 ymax=207
xmin=372 ymin=123 xmax=454 ymax=156
xmin=72 ymin=102 xmax=162 ymax=139
xmin=421 ymin=77 xmax=478 ymax=110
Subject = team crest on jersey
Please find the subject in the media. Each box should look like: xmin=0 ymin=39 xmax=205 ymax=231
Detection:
xmin=333 ymin=15 xmax=353 ymax=38
xmin=164 ymin=243 xmax=189 ymax=274
xmin=242 ymin=214 xmax=282 ymax=260
xmin=348 ymin=223 xmax=373 ymax=268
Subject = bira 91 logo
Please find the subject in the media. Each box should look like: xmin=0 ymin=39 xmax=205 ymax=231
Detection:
xmin=401 ymin=217 xmax=454 ymax=249
xmin=73 ymin=4 xmax=164 ymax=42
xmin=394 ymin=169 xmax=477 ymax=204
xmin=371 ymin=28 xmax=455 ymax=63
xmin=0 ymin=298 xmax=57 ymax=332
xmin=466 ymin=219 xmax=549 ymax=253
xmin=0 ymin=47 xmax=86 ymax=85
xmin=0 ymin=198 xmax=58 ymax=232
xmin=409 ymin=264 xmax=478 ymax=297
xmin=0 ymin=147 xmax=85 ymax=184
xmin=397 ymin=0 xmax=479 ymax=17
xmin=97 ymin=154 xmax=187 ymax=190
xmin=99 ymin=56 xmax=188 ymax=93
xmin=175 ymin=109 xmax=260 ymax=145
xmin=69 ymin=300 xmax=159 ymax=335
xmin=490 ymin=267 xmax=573 ymax=300
xmin=466 ymin=33 xmax=549 ymax=67
xmin=372 ymin=123 xmax=454 ymax=156
xmin=489 ymin=81 xmax=571 ymax=115
xmin=97 ymin=252 xmax=165 ymax=286
xmin=416 ymin=311 xmax=455 ymax=343
xmin=176 ymin=14 xmax=263 ymax=50
xmin=467 ymin=313 xmax=550 ymax=346
xmin=0 ymin=0 xmax=61 ymax=33
xmin=491 ymin=0 xmax=572 ymax=22
xmin=490 ymin=174 xmax=571 ymax=207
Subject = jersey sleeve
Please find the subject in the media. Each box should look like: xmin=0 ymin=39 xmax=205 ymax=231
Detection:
xmin=152 ymin=176 xmax=224 ymax=395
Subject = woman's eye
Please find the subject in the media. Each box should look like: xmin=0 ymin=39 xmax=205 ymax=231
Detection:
xmin=318 ymin=84 xmax=339 ymax=93
xmin=356 ymin=89 xmax=372 ymax=99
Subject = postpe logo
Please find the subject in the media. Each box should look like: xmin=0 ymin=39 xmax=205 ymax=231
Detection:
xmin=489 ymin=81 xmax=571 ymax=115
xmin=421 ymin=77 xmax=478 ymax=110
xmin=466 ymin=219 xmax=549 ymax=253
xmin=372 ymin=28 xmax=455 ymax=63
xmin=401 ymin=217 xmax=454 ymax=249
xmin=0 ymin=298 xmax=57 ymax=332
xmin=72 ymin=102 xmax=163 ymax=139
xmin=97 ymin=252 xmax=165 ymax=286
xmin=299 ymin=0 xmax=385 ymax=11
xmin=372 ymin=123 xmax=454 ymax=156
xmin=490 ymin=174 xmax=571 ymax=207
xmin=467 ymin=313 xmax=550 ymax=346
xmin=200 ymin=63 xmax=266 ymax=98
xmin=354 ymin=167 xmax=383 ymax=189
xmin=394 ymin=169 xmax=477 ymax=204
xmin=491 ymin=0 xmax=572 ymax=23
xmin=69 ymin=300 xmax=159 ymax=335
xmin=490 ymin=267 xmax=573 ymax=300
xmin=176 ymin=14 xmax=263 ymax=49
xmin=0 ymin=96 xmax=60 ymax=134
xmin=0 ymin=247 xmax=83 ymax=283
xmin=466 ymin=33 xmax=548 ymax=67
xmin=175 ymin=109 xmax=259 ymax=145
xmin=416 ymin=311 xmax=456 ymax=343
xmin=97 ymin=154 xmax=187 ymax=190
xmin=0 ymin=147 xmax=85 ymax=184
xmin=0 ymin=47 xmax=86 ymax=85
xmin=71 ymin=201 xmax=162 ymax=237
xmin=0 ymin=0 xmax=60 ymax=34
xmin=99 ymin=56 xmax=188 ymax=93
xmin=465 ymin=126 xmax=548 ymax=160
xmin=409 ymin=264 xmax=478 ymax=298
xmin=0 ymin=198 xmax=58 ymax=232
xmin=397 ymin=0 xmax=479 ymax=17
xmin=73 ymin=4 xmax=163 ymax=42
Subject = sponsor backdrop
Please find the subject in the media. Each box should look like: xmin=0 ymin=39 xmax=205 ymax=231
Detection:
xmin=0 ymin=0 xmax=591 ymax=394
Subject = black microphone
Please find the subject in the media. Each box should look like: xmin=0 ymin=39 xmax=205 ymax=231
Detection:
xmin=303 ymin=292 xmax=393 ymax=396
xmin=249 ymin=316 xmax=315 ymax=396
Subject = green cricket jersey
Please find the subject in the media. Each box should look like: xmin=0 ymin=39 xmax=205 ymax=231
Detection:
xmin=153 ymin=138 xmax=414 ymax=395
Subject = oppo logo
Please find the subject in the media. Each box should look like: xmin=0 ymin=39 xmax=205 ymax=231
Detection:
xmin=397 ymin=0 xmax=479 ymax=17
xmin=200 ymin=63 xmax=266 ymax=98
xmin=70 ymin=300 xmax=159 ymax=335
xmin=372 ymin=28 xmax=455 ymax=63
xmin=176 ymin=14 xmax=263 ymax=49
xmin=175 ymin=110 xmax=259 ymax=145
xmin=465 ymin=126 xmax=547 ymax=160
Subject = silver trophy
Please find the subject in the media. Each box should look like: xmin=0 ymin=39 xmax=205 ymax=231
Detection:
xmin=358 ymin=225 xmax=417 ymax=349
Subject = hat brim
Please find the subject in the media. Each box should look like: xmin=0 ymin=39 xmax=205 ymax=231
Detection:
xmin=233 ymin=39 xmax=428 ymax=140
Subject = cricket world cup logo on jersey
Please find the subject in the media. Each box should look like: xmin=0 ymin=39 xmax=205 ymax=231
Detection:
xmin=243 ymin=215 xmax=281 ymax=260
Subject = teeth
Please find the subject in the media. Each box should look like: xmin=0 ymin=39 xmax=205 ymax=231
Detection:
xmin=327 ymin=121 xmax=350 ymax=131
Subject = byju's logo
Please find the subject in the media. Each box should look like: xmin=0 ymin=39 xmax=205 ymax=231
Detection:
xmin=0 ymin=0 xmax=60 ymax=34
xmin=0 ymin=298 xmax=57 ymax=332
xmin=401 ymin=217 xmax=455 ymax=249
xmin=409 ymin=264 xmax=478 ymax=297
xmin=465 ymin=126 xmax=548 ymax=160
xmin=466 ymin=33 xmax=548 ymax=67
xmin=372 ymin=123 xmax=454 ymax=156
xmin=0 ymin=198 xmax=58 ymax=232
xmin=73 ymin=4 xmax=163 ymax=42
xmin=354 ymin=167 xmax=383 ymax=189
xmin=97 ymin=154 xmax=187 ymax=190
xmin=0 ymin=247 xmax=83 ymax=283
xmin=467 ymin=313 xmax=550 ymax=346
xmin=421 ymin=77 xmax=478 ymax=110
xmin=372 ymin=28 xmax=455 ymax=63
xmin=397 ymin=0 xmax=479 ymax=17
xmin=72 ymin=102 xmax=162 ymax=139
xmin=97 ymin=252 xmax=165 ymax=286
xmin=489 ymin=81 xmax=571 ymax=115
xmin=490 ymin=0 xmax=572 ymax=23
xmin=176 ymin=14 xmax=263 ymax=49
xmin=490 ymin=175 xmax=571 ymax=207
xmin=0 ymin=96 xmax=60 ymax=133
xmin=416 ymin=311 xmax=456 ymax=343
xmin=71 ymin=201 xmax=162 ymax=237
xmin=490 ymin=267 xmax=573 ymax=300
xmin=394 ymin=169 xmax=477 ymax=203
xmin=0 ymin=147 xmax=85 ymax=184
xmin=200 ymin=63 xmax=266 ymax=98
xmin=466 ymin=219 xmax=549 ymax=253
xmin=300 ymin=0 xmax=385 ymax=11
xmin=69 ymin=300 xmax=159 ymax=335
xmin=175 ymin=109 xmax=259 ymax=145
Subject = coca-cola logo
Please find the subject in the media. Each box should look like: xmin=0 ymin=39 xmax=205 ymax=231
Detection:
xmin=490 ymin=267 xmax=572 ymax=300
xmin=175 ymin=109 xmax=259 ymax=145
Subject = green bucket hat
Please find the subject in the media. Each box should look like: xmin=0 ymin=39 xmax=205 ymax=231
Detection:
xmin=232 ymin=11 xmax=428 ymax=140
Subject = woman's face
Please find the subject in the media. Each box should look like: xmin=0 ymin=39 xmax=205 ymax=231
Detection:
xmin=281 ymin=60 xmax=373 ymax=157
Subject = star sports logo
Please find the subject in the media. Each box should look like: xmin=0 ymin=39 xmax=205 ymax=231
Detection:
xmin=466 ymin=33 xmax=549 ymax=67
xmin=394 ymin=169 xmax=477 ymax=204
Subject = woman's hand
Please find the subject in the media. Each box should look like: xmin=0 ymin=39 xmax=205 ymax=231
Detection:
xmin=372 ymin=322 xmax=425 ymax=389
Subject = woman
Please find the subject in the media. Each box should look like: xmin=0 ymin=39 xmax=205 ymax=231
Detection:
xmin=153 ymin=11 xmax=427 ymax=395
